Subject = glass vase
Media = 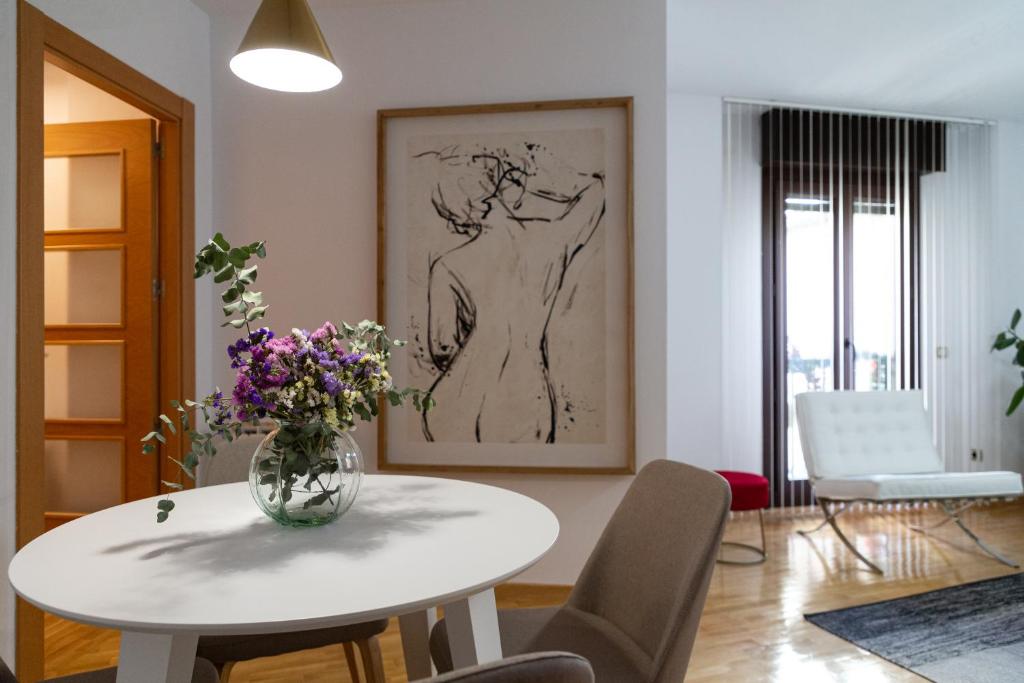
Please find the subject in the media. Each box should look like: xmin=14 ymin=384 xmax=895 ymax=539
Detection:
xmin=248 ymin=423 xmax=363 ymax=527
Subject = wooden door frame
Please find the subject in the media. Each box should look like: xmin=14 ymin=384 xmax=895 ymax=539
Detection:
xmin=16 ymin=2 xmax=195 ymax=678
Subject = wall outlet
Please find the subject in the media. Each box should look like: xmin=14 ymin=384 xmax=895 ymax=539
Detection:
xmin=970 ymin=449 xmax=983 ymax=462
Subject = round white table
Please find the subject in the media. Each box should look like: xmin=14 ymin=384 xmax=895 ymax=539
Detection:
xmin=8 ymin=475 xmax=559 ymax=683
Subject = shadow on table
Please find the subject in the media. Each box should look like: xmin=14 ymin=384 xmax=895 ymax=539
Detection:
xmin=98 ymin=479 xmax=481 ymax=575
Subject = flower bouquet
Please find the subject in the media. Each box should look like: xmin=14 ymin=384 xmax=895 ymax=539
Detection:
xmin=142 ymin=233 xmax=432 ymax=525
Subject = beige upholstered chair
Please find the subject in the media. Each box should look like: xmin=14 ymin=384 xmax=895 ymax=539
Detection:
xmin=195 ymin=430 xmax=389 ymax=683
xmin=430 ymin=460 xmax=731 ymax=682
xmin=1 ymin=656 xmax=219 ymax=683
xmin=429 ymin=652 xmax=593 ymax=683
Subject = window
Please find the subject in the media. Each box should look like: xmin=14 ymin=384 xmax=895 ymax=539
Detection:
xmin=761 ymin=110 xmax=942 ymax=505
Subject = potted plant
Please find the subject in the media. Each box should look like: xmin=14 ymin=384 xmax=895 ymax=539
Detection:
xmin=993 ymin=308 xmax=1024 ymax=416
xmin=142 ymin=233 xmax=432 ymax=526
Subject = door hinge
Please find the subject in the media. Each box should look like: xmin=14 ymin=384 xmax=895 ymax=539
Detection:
xmin=153 ymin=141 xmax=165 ymax=160
xmin=152 ymin=279 xmax=164 ymax=299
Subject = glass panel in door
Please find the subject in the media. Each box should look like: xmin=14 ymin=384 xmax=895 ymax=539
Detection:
xmin=851 ymin=199 xmax=900 ymax=391
xmin=784 ymin=197 xmax=835 ymax=482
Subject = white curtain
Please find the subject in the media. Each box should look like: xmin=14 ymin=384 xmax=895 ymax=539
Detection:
xmin=920 ymin=122 xmax=997 ymax=472
xmin=722 ymin=100 xmax=998 ymax=505
xmin=721 ymin=102 xmax=766 ymax=474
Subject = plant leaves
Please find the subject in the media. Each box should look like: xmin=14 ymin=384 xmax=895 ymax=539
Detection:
xmin=1008 ymin=385 xmax=1024 ymax=416
xmin=159 ymin=414 xmax=176 ymax=434
xmin=245 ymin=305 xmax=268 ymax=321
xmin=993 ymin=333 xmax=1016 ymax=351
xmin=238 ymin=265 xmax=258 ymax=285
xmin=227 ymin=247 xmax=248 ymax=268
xmin=213 ymin=264 xmax=236 ymax=284
xmin=1013 ymin=309 xmax=1022 ymax=330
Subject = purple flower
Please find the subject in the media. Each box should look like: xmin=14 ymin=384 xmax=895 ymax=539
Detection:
xmin=321 ymin=372 xmax=342 ymax=396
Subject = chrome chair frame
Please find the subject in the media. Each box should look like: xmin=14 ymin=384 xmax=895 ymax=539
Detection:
xmin=798 ymin=496 xmax=1020 ymax=574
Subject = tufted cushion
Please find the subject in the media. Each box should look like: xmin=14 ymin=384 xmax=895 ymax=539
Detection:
xmin=715 ymin=471 xmax=769 ymax=511
xmin=795 ymin=390 xmax=943 ymax=480
xmin=813 ymin=471 xmax=1023 ymax=500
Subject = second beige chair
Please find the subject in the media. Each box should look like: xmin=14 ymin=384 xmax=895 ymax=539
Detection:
xmin=429 ymin=460 xmax=731 ymax=682
xmin=430 ymin=652 xmax=593 ymax=683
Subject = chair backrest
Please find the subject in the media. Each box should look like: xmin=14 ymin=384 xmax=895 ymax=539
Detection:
xmin=795 ymin=390 xmax=943 ymax=480
xmin=567 ymin=460 xmax=730 ymax=683
xmin=430 ymin=652 xmax=593 ymax=683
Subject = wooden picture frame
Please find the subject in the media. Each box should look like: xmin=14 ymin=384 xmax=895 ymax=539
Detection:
xmin=377 ymin=97 xmax=635 ymax=474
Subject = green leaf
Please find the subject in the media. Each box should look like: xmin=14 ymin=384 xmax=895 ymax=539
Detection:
xmin=1013 ymin=309 xmax=1022 ymax=330
xmin=157 ymin=499 xmax=176 ymax=512
xmin=1008 ymin=385 xmax=1024 ymax=416
xmin=221 ymin=318 xmax=248 ymax=328
xmin=157 ymin=510 xmax=169 ymax=523
xmin=154 ymin=432 xmax=167 ymax=444
xmin=245 ymin=305 xmax=268 ymax=322
xmin=241 ymin=290 xmax=263 ymax=304
xmin=222 ymin=285 xmax=241 ymax=303
xmin=212 ymin=232 xmax=230 ymax=251
xmin=161 ymin=480 xmax=184 ymax=490
xmin=1015 ymin=342 xmax=1024 ymax=367
xmin=141 ymin=431 xmax=158 ymax=442
xmin=213 ymin=264 xmax=235 ymax=284
xmin=227 ymin=247 xmax=248 ymax=268
xmin=222 ymin=300 xmax=245 ymax=316
xmin=238 ymin=265 xmax=258 ymax=285
xmin=159 ymin=414 xmax=177 ymax=435
xmin=993 ymin=333 xmax=1016 ymax=351
xmin=142 ymin=444 xmax=155 ymax=454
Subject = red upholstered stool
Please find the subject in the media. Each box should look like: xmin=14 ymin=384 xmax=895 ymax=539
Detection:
xmin=715 ymin=470 xmax=769 ymax=565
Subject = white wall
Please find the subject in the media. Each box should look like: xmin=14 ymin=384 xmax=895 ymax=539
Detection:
xmin=993 ymin=121 xmax=1024 ymax=474
xmin=0 ymin=0 xmax=213 ymax=667
xmin=666 ymin=94 xmax=738 ymax=471
xmin=209 ymin=0 xmax=667 ymax=584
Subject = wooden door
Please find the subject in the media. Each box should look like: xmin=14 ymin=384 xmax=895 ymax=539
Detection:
xmin=43 ymin=119 xmax=159 ymax=528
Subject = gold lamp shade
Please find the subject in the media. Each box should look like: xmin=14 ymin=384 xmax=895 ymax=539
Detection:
xmin=230 ymin=0 xmax=342 ymax=93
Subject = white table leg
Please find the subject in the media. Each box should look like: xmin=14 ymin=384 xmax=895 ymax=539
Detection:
xmin=443 ymin=588 xmax=502 ymax=669
xmin=399 ymin=607 xmax=438 ymax=681
xmin=116 ymin=631 xmax=199 ymax=683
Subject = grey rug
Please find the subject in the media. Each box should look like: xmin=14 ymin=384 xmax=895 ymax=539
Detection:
xmin=806 ymin=573 xmax=1024 ymax=682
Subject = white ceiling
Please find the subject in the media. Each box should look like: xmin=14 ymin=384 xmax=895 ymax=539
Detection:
xmin=668 ymin=0 xmax=1024 ymax=121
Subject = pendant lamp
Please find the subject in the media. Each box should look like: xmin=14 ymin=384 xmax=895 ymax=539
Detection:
xmin=230 ymin=0 xmax=342 ymax=93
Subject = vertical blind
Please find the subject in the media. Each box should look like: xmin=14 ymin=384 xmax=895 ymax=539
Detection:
xmin=722 ymin=100 xmax=996 ymax=508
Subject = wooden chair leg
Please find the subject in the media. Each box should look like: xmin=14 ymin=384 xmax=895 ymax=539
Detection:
xmin=355 ymin=636 xmax=386 ymax=683
xmin=343 ymin=640 xmax=362 ymax=682
xmin=218 ymin=661 xmax=236 ymax=683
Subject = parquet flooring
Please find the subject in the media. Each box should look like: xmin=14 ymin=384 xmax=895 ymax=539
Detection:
xmin=43 ymin=500 xmax=1024 ymax=681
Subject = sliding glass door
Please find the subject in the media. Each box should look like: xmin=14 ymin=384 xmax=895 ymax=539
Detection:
xmin=779 ymin=185 xmax=910 ymax=492
xmin=760 ymin=109 xmax=938 ymax=506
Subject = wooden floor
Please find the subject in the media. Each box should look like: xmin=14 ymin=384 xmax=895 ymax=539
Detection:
xmin=43 ymin=500 xmax=1024 ymax=681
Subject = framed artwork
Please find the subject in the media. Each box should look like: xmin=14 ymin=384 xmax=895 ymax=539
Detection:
xmin=377 ymin=97 xmax=634 ymax=473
